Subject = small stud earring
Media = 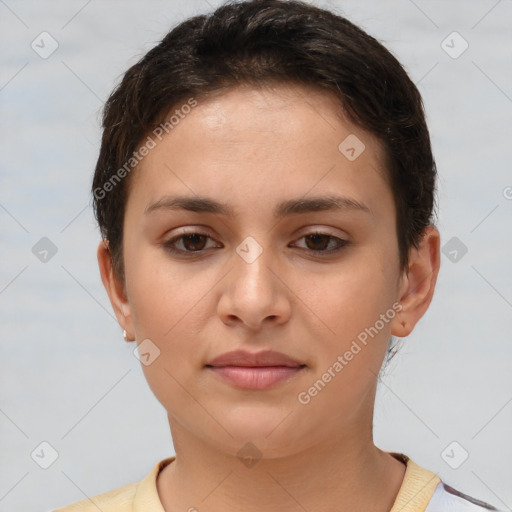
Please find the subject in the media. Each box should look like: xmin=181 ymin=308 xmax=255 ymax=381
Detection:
xmin=123 ymin=329 xmax=129 ymax=341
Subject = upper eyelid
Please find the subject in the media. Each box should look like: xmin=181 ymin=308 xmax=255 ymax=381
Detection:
xmin=167 ymin=224 xmax=348 ymax=238
xmin=165 ymin=230 xmax=348 ymax=249
xmin=166 ymin=228 xmax=346 ymax=241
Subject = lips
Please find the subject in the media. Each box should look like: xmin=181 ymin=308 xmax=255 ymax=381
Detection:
xmin=205 ymin=350 xmax=306 ymax=390
xmin=206 ymin=349 xmax=304 ymax=368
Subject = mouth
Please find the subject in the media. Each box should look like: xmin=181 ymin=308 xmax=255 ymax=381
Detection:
xmin=205 ymin=349 xmax=307 ymax=390
xmin=205 ymin=365 xmax=307 ymax=390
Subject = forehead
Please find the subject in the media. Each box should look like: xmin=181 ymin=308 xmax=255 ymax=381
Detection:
xmin=127 ymin=84 xmax=391 ymax=220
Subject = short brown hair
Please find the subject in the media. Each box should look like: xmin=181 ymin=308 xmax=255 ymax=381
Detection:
xmin=92 ymin=0 xmax=437 ymax=283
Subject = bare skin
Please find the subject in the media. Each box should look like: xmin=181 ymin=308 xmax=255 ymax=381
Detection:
xmin=98 ymin=83 xmax=440 ymax=512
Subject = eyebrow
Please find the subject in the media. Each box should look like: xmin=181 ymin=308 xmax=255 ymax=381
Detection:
xmin=144 ymin=194 xmax=372 ymax=218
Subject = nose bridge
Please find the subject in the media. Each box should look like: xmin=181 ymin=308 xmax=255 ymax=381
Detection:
xmin=232 ymin=234 xmax=275 ymax=299
xmin=219 ymin=234 xmax=290 ymax=328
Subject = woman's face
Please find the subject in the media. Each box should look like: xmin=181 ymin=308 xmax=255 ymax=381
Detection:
xmin=100 ymin=84 xmax=424 ymax=458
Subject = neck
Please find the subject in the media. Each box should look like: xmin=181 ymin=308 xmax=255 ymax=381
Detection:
xmin=157 ymin=419 xmax=406 ymax=512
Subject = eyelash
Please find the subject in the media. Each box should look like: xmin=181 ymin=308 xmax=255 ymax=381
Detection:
xmin=162 ymin=230 xmax=350 ymax=257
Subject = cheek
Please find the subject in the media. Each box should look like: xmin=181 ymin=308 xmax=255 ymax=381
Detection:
xmin=303 ymin=256 xmax=397 ymax=343
xmin=296 ymin=265 xmax=395 ymax=415
xmin=125 ymin=245 xmax=211 ymax=337
xmin=126 ymin=254 xmax=213 ymax=409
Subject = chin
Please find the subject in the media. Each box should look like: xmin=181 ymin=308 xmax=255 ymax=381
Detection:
xmin=206 ymin=410 xmax=310 ymax=458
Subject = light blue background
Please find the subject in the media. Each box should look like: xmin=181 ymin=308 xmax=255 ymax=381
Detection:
xmin=1 ymin=1 xmax=511 ymax=510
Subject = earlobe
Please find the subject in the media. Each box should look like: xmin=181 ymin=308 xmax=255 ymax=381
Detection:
xmin=391 ymin=225 xmax=441 ymax=338
xmin=96 ymin=240 xmax=135 ymax=341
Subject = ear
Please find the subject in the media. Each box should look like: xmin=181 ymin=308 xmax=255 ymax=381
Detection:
xmin=391 ymin=225 xmax=441 ymax=337
xmin=97 ymin=240 xmax=135 ymax=341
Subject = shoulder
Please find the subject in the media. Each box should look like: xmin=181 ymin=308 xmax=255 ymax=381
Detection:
xmin=51 ymin=456 xmax=175 ymax=512
xmin=389 ymin=452 xmax=504 ymax=512
xmin=425 ymin=482 xmax=505 ymax=512
xmin=52 ymin=482 xmax=138 ymax=512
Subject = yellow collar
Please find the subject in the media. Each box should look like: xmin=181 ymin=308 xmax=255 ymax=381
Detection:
xmin=389 ymin=452 xmax=441 ymax=512
xmin=132 ymin=452 xmax=440 ymax=512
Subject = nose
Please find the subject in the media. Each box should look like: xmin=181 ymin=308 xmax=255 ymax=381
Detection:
xmin=217 ymin=240 xmax=292 ymax=331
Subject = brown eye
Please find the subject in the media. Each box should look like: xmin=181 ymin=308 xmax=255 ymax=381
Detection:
xmin=180 ymin=233 xmax=208 ymax=251
xmin=163 ymin=232 xmax=219 ymax=255
xmin=304 ymin=234 xmax=331 ymax=251
xmin=293 ymin=232 xmax=350 ymax=255
xmin=163 ymin=230 xmax=349 ymax=258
